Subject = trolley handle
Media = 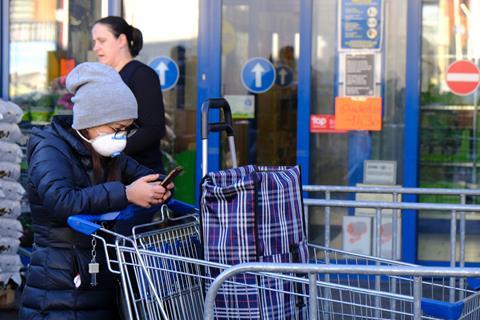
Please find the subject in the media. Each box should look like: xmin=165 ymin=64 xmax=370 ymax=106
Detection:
xmin=67 ymin=206 xmax=136 ymax=236
xmin=201 ymin=98 xmax=235 ymax=139
xmin=68 ymin=216 xmax=103 ymax=236
xmin=67 ymin=199 xmax=198 ymax=236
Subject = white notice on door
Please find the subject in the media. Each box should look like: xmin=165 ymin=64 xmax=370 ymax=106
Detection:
xmin=224 ymin=95 xmax=255 ymax=120
xmin=342 ymin=216 xmax=372 ymax=255
xmin=363 ymin=160 xmax=397 ymax=185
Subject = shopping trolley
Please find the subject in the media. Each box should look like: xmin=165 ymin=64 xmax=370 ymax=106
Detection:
xmin=307 ymin=244 xmax=480 ymax=320
xmin=203 ymin=262 xmax=480 ymax=320
xmin=68 ymin=199 xmax=480 ymax=320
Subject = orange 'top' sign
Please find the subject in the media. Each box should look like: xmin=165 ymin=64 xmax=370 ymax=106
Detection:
xmin=335 ymin=97 xmax=382 ymax=131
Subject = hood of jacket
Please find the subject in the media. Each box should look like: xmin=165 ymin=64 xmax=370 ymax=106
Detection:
xmin=27 ymin=115 xmax=90 ymax=164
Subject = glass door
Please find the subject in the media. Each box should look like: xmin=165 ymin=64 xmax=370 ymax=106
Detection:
xmin=220 ymin=0 xmax=299 ymax=167
xmin=309 ymin=0 xmax=407 ymax=187
xmin=419 ymin=0 xmax=480 ymax=262
xmin=123 ymin=0 xmax=199 ymax=204
xmin=308 ymin=0 xmax=408 ymax=248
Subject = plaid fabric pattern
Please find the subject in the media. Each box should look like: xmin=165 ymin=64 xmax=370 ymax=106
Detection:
xmin=201 ymin=165 xmax=308 ymax=320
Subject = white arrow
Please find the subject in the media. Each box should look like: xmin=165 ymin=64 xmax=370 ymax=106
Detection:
xmin=278 ymin=68 xmax=287 ymax=85
xmin=252 ymin=63 xmax=266 ymax=88
xmin=155 ymin=62 xmax=169 ymax=86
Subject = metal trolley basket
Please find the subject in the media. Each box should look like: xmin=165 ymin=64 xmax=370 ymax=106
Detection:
xmin=68 ymin=200 xmax=480 ymax=320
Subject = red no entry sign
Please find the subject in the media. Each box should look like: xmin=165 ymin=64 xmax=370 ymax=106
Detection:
xmin=446 ymin=60 xmax=480 ymax=96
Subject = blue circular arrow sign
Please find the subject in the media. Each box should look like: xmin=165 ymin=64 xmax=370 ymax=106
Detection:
xmin=148 ymin=56 xmax=179 ymax=91
xmin=241 ymin=57 xmax=276 ymax=93
xmin=275 ymin=65 xmax=294 ymax=87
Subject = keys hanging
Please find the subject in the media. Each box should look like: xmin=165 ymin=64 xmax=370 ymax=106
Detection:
xmin=89 ymin=261 xmax=99 ymax=287
xmin=89 ymin=234 xmax=99 ymax=287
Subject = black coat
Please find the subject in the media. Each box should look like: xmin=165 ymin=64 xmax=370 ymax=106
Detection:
xmin=120 ymin=60 xmax=166 ymax=173
xmin=19 ymin=115 xmax=152 ymax=320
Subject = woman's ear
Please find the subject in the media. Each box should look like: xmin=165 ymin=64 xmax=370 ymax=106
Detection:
xmin=118 ymin=33 xmax=128 ymax=48
xmin=83 ymin=128 xmax=95 ymax=140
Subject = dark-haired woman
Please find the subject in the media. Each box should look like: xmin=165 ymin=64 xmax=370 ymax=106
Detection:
xmin=92 ymin=16 xmax=169 ymax=232
xmin=92 ymin=16 xmax=166 ymax=174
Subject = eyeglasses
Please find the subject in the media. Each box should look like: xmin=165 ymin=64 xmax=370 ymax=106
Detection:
xmin=109 ymin=122 xmax=139 ymax=138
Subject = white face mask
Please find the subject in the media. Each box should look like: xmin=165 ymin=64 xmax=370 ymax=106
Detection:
xmin=76 ymin=129 xmax=126 ymax=157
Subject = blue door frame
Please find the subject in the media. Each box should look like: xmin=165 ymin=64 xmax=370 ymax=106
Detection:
xmin=296 ymin=0 xmax=313 ymax=185
xmin=0 ymin=0 xmax=9 ymax=99
xmin=402 ymin=0 xmax=422 ymax=263
xmin=196 ymin=0 xmax=222 ymax=195
xmin=196 ymin=0 xmax=428 ymax=265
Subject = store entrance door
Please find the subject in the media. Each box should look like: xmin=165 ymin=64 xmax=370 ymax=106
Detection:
xmin=418 ymin=0 xmax=480 ymax=263
xmin=219 ymin=1 xmax=300 ymax=167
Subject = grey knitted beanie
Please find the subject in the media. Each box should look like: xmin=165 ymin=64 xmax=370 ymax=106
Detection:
xmin=66 ymin=62 xmax=138 ymax=130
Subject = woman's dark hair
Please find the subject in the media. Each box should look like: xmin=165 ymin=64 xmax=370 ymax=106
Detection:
xmin=94 ymin=16 xmax=143 ymax=57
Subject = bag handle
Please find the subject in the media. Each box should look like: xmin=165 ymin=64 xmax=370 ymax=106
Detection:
xmin=201 ymin=98 xmax=235 ymax=138
xmin=201 ymin=98 xmax=238 ymax=176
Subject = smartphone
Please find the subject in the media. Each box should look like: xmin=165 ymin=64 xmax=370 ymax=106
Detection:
xmin=160 ymin=166 xmax=183 ymax=186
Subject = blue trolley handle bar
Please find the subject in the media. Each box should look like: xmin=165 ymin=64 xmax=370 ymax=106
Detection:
xmin=67 ymin=205 xmax=137 ymax=236
xmin=68 ymin=216 xmax=103 ymax=236
xmin=67 ymin=199 xmax=198 ymax=236
xmin=201 ymin=98 xmax=238 ymax=176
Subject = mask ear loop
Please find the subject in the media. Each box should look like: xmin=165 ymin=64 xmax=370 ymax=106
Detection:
xmin=75 ymin=129 xmax=92 ymax=144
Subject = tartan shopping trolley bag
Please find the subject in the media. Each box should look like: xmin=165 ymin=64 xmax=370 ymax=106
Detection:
xmin=200 ymin=165 xmax=309 ymax=319
xmin=200 ymin=98 xmax=309 ymax=319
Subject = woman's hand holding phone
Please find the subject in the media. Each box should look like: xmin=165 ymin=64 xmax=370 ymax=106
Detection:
xmin=126 ymin=173 xmax=175 ymax=208
xmin=159 ymin=166 xmax=183 ymax=186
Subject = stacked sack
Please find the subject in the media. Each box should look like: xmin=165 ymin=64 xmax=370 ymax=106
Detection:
xmin=0 ymin=99 xmax=25 ymax=291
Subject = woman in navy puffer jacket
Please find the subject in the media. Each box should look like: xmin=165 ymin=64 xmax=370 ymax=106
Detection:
xmin=19 ymin=62 xmax=173 ymax=320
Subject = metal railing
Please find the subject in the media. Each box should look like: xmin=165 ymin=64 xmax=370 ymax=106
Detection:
xmin=303 ymin=185 xmax=480 ymax=264
xmin=303 ymin=185 xmax=480 ymax=301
